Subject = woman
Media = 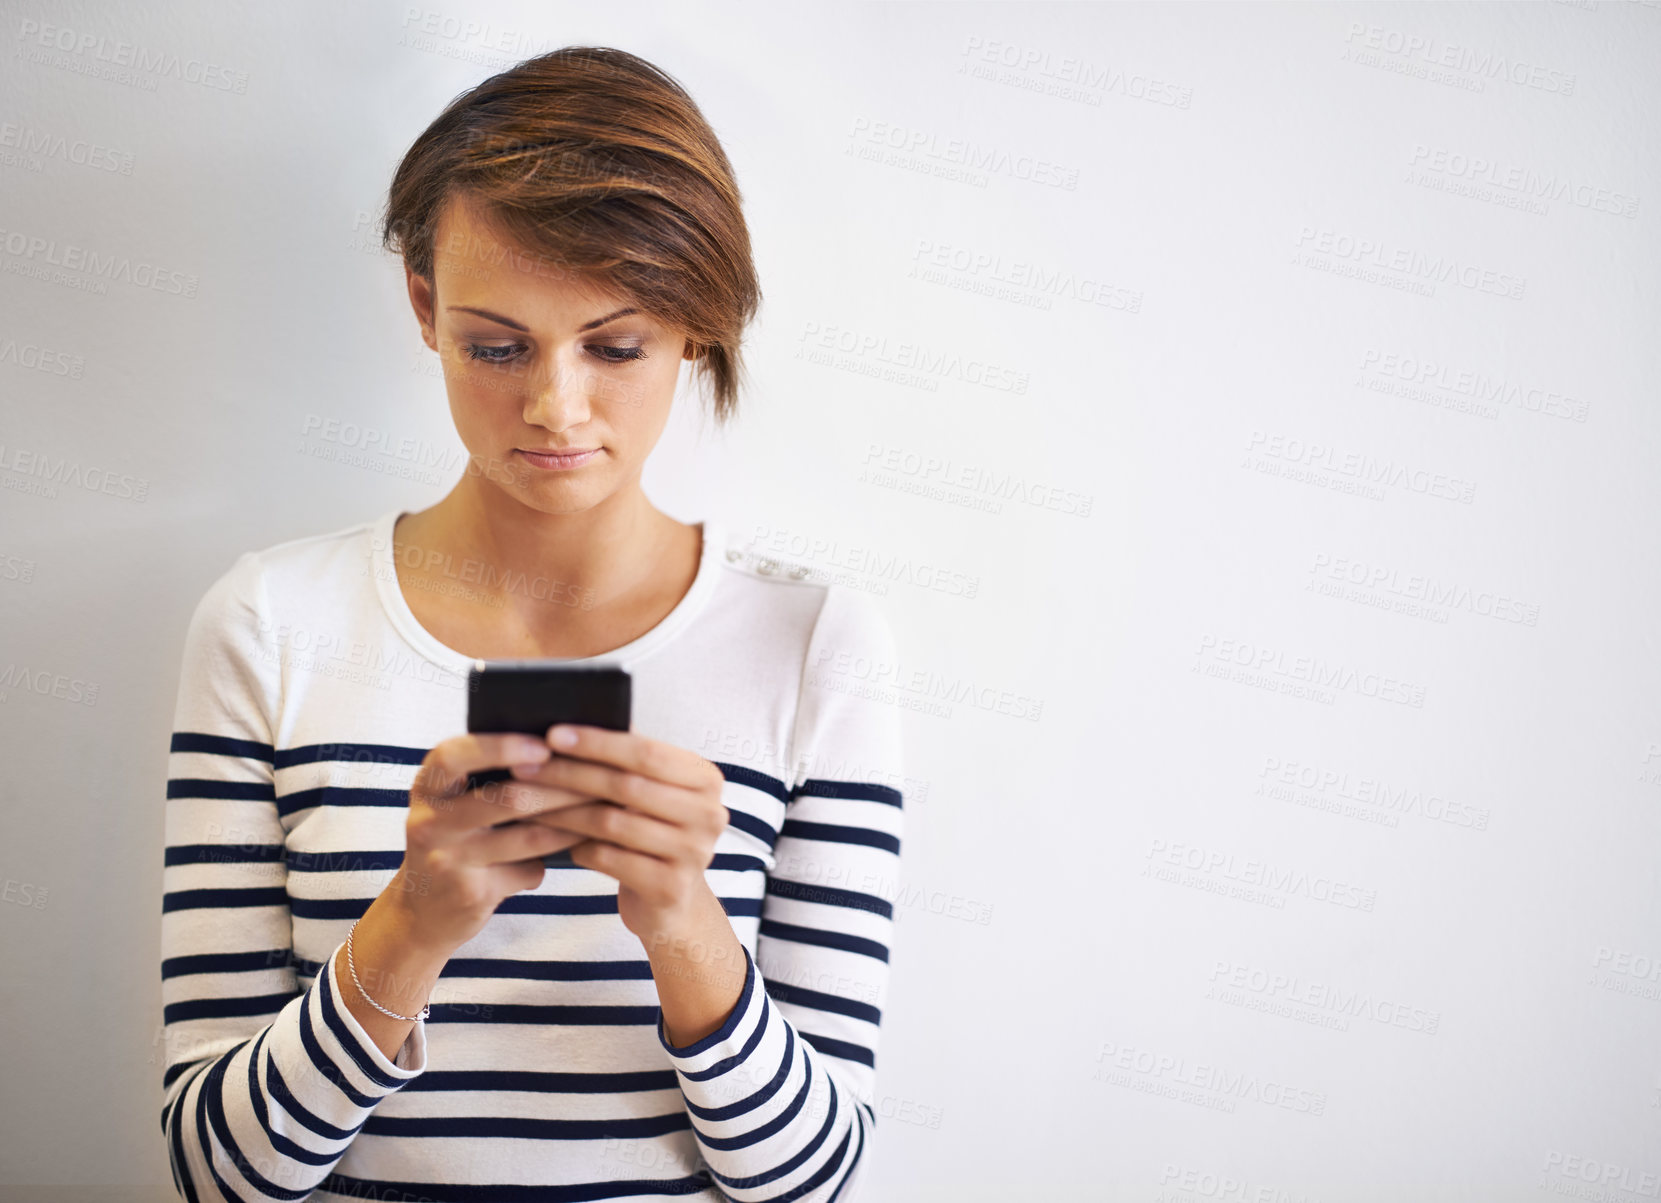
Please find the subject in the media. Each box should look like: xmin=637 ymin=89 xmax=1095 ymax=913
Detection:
xmin=159 ymin=46 xmax=905 ymax=1202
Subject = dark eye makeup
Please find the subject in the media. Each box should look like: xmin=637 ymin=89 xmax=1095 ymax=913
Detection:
xmin=462 ymin=343 xmax=648 ymax=366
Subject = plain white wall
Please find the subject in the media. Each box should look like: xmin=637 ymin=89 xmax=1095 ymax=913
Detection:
xmin=2 ymin=1 xmax=1658 ymax=1199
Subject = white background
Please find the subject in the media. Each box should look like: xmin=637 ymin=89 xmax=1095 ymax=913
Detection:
xmin=1 ymin=1 xmax=1658 ymax=1200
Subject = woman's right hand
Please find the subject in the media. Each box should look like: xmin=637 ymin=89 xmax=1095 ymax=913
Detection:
xmin=389 ymin=732 xmax=590 ymax=957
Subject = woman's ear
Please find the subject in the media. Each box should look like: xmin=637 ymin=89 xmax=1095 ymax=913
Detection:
xmin=407 ymin=266 xmax=438 ymax=353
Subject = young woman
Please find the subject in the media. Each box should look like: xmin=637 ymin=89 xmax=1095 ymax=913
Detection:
xmin=159 ymin=46 xmax=905 ymax=1202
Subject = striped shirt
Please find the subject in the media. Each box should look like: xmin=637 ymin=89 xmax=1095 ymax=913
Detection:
xmin=159 ymin=509 xmax=906 ymax=1202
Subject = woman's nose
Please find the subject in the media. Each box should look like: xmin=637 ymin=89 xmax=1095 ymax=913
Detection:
xmin=521 ymin=353 xmax=594 ymax=428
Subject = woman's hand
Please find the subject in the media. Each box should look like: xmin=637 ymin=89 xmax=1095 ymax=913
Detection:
xmin=391 ymin=732 xmax=596 ymax=958
xmin=508 ymin=724 xmax=730 ymax=942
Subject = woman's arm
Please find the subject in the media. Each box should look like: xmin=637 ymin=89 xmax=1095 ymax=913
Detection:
xmin=643 ymin=881 xmax=750 ymax=1048
xmin=496 ymin=583 xmax=908 ymax=1201
xmin=330 ymin=891 xmax=451 ymax=1062
xmin=159 ymin=552 xmax=426 ymax=1201
xmin=654 ymin=586 xmax=907 ymax=1202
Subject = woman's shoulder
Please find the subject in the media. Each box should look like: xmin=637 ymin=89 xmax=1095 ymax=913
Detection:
xmin=185 ymin=510 xmax=390 ymax=627
xmin=708 ymin=521 xmax=898 ymax=647
xmin=245 ymin=509 xmax=387 ymax=572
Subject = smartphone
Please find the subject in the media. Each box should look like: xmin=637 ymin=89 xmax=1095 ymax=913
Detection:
xmin=463 ymin=660 xmax=632 ymax=867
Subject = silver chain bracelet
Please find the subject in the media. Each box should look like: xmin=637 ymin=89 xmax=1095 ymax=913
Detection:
xmin=345 ymin=918 xmax=431 ymax=1022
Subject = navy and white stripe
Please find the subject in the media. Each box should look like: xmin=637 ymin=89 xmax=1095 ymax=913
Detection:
xmin=159 ymin=515 xmax=905 ymax=1202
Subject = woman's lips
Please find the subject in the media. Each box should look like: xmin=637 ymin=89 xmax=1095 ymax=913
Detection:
xmin=517 ymin=448 xmax=600 ymax=470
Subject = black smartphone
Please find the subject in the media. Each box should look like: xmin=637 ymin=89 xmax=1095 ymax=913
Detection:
xmin=463 ymin=660 xmax=632 ymax=867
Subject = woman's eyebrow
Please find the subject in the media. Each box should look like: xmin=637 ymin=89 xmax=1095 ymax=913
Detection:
xmin=448 ymin=305 xmax=528 ymax=331
xmin=446 ymin=305 xmax=639 ymax=333
xmin=579 ymin=307 xmax=639 ymax=331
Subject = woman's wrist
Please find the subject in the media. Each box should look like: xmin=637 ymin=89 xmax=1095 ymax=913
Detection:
xmin=639 ymin=884 xmax=747 ymax=1048
xmin=347 ymin=918 xmax=429 ymax=1020
xmin=370 ymin=881 xmax=458 ymax=965
xmin=333 ymin=892 xmax=453 ymax=1061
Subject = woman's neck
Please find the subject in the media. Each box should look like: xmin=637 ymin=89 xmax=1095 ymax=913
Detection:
xmin=390 ymin=481 xmax=698 ymax=660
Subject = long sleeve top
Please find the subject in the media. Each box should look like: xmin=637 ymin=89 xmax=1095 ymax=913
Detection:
xmin=158 ymin=509 xmax=906 ymax=1202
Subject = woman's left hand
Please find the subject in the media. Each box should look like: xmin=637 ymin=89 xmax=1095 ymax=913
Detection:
xmin=509 ymin=724 xmax=730 ymax=941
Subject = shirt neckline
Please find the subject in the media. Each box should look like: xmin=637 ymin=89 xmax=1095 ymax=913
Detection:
xmin=370 ymin=508 xmax=724 ymax=675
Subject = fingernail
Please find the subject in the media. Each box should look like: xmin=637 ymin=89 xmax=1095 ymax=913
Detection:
xmin=549 ymin=725 xmax=578 ymax=748
xmin=513 ymin=738 xmax=550 ymax=762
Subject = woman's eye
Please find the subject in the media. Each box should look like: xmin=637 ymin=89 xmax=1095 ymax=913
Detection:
xmin=463 ymin=343 xmax=523 ymax=364
xmin=460 ymin=343 xmax=648 ymax=366
xmin=590 ymin=345 xmax=648 ymax=364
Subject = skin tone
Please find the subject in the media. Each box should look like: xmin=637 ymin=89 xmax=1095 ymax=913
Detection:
xmin=333 ymin=193 xmax=746 ymax=1062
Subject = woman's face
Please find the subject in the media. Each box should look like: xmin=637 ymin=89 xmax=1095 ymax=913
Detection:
xmin=406 ymin=194 xmax=693 ymax=516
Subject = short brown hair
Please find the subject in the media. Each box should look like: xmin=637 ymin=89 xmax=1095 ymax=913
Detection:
xmin=380 ymin=46 xmax=761 ymax=427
